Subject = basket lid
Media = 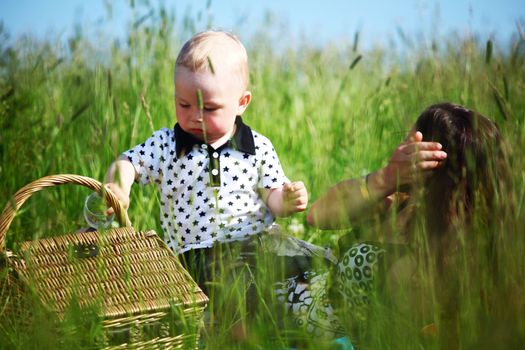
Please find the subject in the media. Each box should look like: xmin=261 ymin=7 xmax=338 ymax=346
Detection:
xmin=12 ymin=227 xmax=208 ymax=319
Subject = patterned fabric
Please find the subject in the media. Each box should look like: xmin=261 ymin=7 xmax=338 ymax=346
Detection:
xmin=275 ymin=242 xmax=386 ymax=338
xmin=334 ymin=243 xmax=386 ymax=309
xmin=275 ymin=271 xmax=346 ymax=338
xmin=123 ymin=117 xmax=289 ymax=253
xmin=261 ymin=226 xmax=337 ymax=263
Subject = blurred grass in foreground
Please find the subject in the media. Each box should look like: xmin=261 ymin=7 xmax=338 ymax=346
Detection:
xmin=1 ymin=2 xmax=525 ymax=349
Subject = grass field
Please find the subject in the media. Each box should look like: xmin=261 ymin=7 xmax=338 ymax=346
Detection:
xmin=1 ymin=3 xmax=525 ymax=349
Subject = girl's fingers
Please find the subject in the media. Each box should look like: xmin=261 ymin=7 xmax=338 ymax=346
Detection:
xmin=416 ymin=150 xmax=447 ymax=161
xmin=418 ymin=160 xmax=446 ymax=170
xmin=402 ymin=142 xmax=443 ymax=155
xmin=404 ymin=129 xmax=421 ymax=143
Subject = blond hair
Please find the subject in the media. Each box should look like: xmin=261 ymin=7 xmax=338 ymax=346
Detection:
xmin=175 ymin=30 xmax=249 ymax=89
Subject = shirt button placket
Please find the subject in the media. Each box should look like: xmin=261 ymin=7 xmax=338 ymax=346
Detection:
xmin=209 ymin=148 xmax=221 ymax=187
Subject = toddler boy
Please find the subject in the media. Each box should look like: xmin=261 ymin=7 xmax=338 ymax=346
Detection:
xmin=104 ymin=31 xmax=308 ymax=288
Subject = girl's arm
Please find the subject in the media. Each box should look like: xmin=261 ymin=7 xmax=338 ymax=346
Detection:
xmin=307 ymin=131 xmax=446 ymax=229
xmin=306 ymin=172 xmax=387 ymax=229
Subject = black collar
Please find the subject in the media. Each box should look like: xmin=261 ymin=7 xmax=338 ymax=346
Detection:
xmin=174 ymin=116 xmax=256 ymax=157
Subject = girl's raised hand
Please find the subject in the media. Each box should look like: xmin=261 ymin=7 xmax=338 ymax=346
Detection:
xmin=383 ymin=130 xmax=447 ymax=189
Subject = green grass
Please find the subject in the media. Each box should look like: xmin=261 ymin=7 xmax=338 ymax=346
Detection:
xmin=1 ymin=3 xmax=525 ymax=349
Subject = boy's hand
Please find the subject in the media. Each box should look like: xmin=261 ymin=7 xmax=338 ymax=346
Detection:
xmin=103 ymin=157 xmax=136 ymax=215
xmin=282 ymin=181 xmax=308 ymax=213
xmin=104 ymin=183 xmax=130 ymax=214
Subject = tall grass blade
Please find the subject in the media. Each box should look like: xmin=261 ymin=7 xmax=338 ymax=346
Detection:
xmin=349 ymin=54 xmax=363 ymax=70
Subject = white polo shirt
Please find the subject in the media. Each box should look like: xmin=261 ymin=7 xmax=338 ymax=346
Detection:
xmin=123 ymin=117 xmax=289 ymax=254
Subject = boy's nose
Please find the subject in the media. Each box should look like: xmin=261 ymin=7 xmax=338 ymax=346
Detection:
xmin=191 ymin=109 xmax=203 ymax=122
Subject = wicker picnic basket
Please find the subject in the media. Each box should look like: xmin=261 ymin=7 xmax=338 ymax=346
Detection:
xmin=0 ymin=174 xmax=208 ymax=349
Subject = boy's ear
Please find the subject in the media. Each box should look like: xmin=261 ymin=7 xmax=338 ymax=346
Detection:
xmin=237 ymin=91 xmax=251 ymax=115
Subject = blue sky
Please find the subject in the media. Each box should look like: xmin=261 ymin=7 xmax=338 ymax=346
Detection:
xmin=1 ymin=0 xmax=524 ymax=48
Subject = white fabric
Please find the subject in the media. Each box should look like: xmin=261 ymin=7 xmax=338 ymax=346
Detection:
xmin=124 ymin=127 xmax=289 ymax=253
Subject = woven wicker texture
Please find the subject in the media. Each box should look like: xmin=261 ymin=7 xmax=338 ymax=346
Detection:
xmin=0 ymin=174 xmax=130 ymax=251
xmin=14 ymin=227 xmax=208 ymax=317
xmin=0 ymin=174 xmax=208 ymax=349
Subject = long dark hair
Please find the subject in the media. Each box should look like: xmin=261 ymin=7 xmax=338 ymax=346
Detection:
xmin=411 ymin=103 xmax=511 ymax=267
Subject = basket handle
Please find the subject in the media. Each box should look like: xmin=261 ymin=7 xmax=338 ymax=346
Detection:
xmin=0 ymin=174 xmax=132 ymax=252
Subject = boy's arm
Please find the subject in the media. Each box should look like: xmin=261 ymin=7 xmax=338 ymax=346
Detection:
xmin=104 ymin=156 xmax=137 ymax=211
xmin=261 ymin=181 xmax=308 ymax=218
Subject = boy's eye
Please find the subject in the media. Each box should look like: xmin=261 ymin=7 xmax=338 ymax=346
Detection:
xmin=178 ymin=103 xmax=190 ymax=109
xmin=204 ymin=107 xmax=218 ymax=112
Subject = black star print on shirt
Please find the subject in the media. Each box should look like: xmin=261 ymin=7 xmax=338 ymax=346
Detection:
xmin=123 ymin=126 xmax=289 ymax=253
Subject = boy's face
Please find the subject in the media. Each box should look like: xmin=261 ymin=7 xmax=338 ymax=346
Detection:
xmin=175 ymin=65 xmax=251 ymax=145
